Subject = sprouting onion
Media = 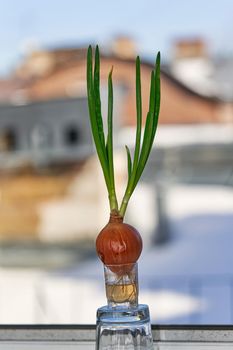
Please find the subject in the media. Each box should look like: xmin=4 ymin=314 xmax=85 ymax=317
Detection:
xmin=87 ymin=45 xmax=160 ymax=267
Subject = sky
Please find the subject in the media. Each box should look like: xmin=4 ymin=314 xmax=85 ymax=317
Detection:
xmin=0 ymin=0 xmax=233 ymax=76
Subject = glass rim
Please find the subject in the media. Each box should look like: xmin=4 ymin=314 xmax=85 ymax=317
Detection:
xmin=103 ymin=262 xmax=138 ymax=268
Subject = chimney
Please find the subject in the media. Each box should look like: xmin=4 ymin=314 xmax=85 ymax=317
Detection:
xmin=111 ymin=36 xmax=137 ymax=59
xmin=173 ymin=38 xmax=207 ymax=60
xmin=170 ymin=38 xmax=216 ymax=97
xmin=16 ymin=50 xmax=55 ymax=79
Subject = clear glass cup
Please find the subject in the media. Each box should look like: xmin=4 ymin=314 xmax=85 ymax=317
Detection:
xmin=104 ymin=263 xmax=138 ymax=309
xmin=96 ymin=263 xmax=154 ymax=350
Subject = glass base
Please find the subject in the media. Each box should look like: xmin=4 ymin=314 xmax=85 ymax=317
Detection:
xmin=96 ymin=304 xmax=154 ymax=350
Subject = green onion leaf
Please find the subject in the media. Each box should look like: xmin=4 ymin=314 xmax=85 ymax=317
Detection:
xmin=132 ymin=56 xmax=142 ymax=172
xmin=119 ymin=52 xmax=160 ymax=216
xmin=134 ymin=53 xmax=160 ymax=186
xmin=125 ymin=145 xmax=132 ymax=179
xmin=151 ymin=52 xmax=161 ymax=143
xmin=149 ymin=70 xmax=155 ymax=119
xmin=87 ymin=46 xmax=111 ymax=192
xmin=87 ymin=45 xmax=160 ymax=217
xmin=94 ymin=45 xmax=105 ymax=149
xmin=133 ymin=111 xmax=154 ymax=188
xmin=106 ymin=67 xmax=118 ymax=209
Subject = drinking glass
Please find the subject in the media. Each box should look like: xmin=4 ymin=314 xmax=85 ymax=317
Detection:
xmin=96 ymin=263 xmax=154 ymax=350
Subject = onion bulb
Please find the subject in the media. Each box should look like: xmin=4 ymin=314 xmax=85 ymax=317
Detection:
xmin=96 ymin=214 xmax=143 ymax=270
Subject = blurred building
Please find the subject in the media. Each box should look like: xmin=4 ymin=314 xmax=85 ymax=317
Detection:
xmin=1 ymin=38 xmax=233 ymax=125
xmin=0 ymin=38 xmax=232 ymax=156
xmin=0 ymin=38 xmax=232 ymax=242
xmin=0 ymin=38 xmax=232 ymax=159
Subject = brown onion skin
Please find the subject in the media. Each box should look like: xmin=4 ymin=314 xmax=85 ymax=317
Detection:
xmin=96 ymin=213 xmax=143 ymax=272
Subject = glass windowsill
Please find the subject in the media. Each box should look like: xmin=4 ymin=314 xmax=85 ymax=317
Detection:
xmin=0 ymin=325 xmax=233 ymax=349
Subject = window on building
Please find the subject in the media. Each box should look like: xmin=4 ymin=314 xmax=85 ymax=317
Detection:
xmin=31 ymin=123 xmax=52 ymax=149
xmin=64 ymin=125 xmax=80 ymax=146
xmin=0 ymin=128 xmax=17 ymax=151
